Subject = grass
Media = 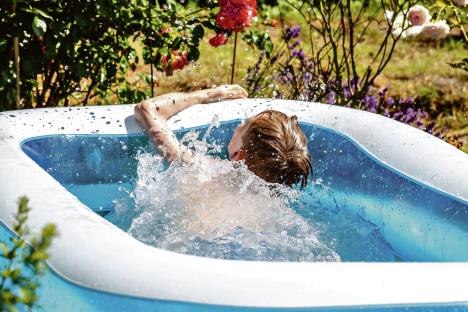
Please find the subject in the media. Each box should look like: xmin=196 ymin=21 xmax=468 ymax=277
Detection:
xmin=376 ymin=39 xmax=467 ymax=98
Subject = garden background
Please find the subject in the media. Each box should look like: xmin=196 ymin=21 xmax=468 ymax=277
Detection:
xmin=1 ymin=0 xmax=467 ymax=151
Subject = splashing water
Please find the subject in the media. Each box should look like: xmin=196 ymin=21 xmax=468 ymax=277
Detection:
xmin=134 ymin=155 xmax=340 ymax=261
xmin=106 ymin=117 xmax=400 ymax=262
xmin=109 ymin=126 xmax=341 ymax=261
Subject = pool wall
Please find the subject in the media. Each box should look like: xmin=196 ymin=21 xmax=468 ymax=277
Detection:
xmin=0 ymin=99 xmax=467 ymax=309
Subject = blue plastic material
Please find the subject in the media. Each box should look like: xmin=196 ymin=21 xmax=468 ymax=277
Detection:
xmin=0 ymin=120 xmax=464 ymax=310
xmin=1 ymin=224 xmax=467 ymax=311
xmin=21 ymin=121 xmax=468 ymax=262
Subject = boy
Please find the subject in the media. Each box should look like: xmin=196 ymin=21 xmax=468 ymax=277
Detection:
xmin=134 ymin=84 xmax=312 ymax=188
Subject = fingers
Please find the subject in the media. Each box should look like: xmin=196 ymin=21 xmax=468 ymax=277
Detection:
xmin=198 ymin=84 xmax=248 ymax=104
xmin=231 ymin=84 xmax=248 ymax=98
xmin=214 ymin=84 xmax=248 ymax=100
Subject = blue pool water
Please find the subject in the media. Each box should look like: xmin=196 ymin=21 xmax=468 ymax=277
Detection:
xmin=21 ymin=121 xmax=468 ymax=262
xmin=1 ymin=120 xmax=465 ymax=311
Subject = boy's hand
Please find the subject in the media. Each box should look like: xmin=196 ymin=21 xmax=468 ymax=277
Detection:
xmin=201 ymin=84 xmax=248 ymax=104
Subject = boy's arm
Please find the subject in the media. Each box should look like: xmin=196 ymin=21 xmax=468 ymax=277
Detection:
xmin=134 ymin=85 xmax=247 ymax=163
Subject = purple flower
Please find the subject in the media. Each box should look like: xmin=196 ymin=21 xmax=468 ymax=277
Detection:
xmin=327 ymin=91 xmax=336 ymax=104
xmin=363 ymin=95 xmax=378 ymax=112
xmin=291 ymin=49 xmax=306 ymax=61
xmin=343 ymin=85 xmax=351 ymax=98
xmin=393 ymin=111 xmax=404 ymax=119
xmin=288 ymin=40 xmax=301 ymax=49
xmin=378 ymin=87 xmax=388 ymax=97
xmin=285 ymin=26 xmax=301 ymax=39
xmin=245 ymin=29 xmax=443 ymax=142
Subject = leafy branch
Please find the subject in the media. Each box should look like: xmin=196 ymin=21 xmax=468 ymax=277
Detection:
xmin=0 ymin=196 xmax=57 ymax=312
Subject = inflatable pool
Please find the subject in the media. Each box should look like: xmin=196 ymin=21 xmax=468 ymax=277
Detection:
xmin=0 ymin=99 xmax=467 ymax=311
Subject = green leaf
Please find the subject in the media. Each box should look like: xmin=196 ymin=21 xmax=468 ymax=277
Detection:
xmin=10 ymin=267 xmax=22 ymax=282
xmin=187 ymin=47 xmax=200 ymax=62
xmin=171 ymin=37 xmax=182 ymax=50
xmin=20 ymin=7 xmax=52 ymax=20
xmin=1 ymin=288 xmax=20 ymax=309
xmin=192 ymin=25 xmax=205 ymax=43
xmin=0 ymin=39 xmax=7 ymax=54
xmin=19 ymin=286 xmax=37 ymax=306
xmin=6 ymin=248 xmax=17 ymax=260
xmin=2 ymin=267 xmax=12 ymax=278
xmin=0 ymin=241 xmax=9 ymax=256
xmin=34 ymin=9 xmax=53 ymax=20
xmin=32 ymin=16 xmax=47 ymax=37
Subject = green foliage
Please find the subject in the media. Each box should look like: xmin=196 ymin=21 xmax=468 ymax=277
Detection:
xmin=0 ymin=0 xmax=206 ymax=110
xmin=242 ymin=29 xmax=273 ymax=55
xmin=0 ymin=0 xmax=278 ymax=110
xmin=0 ymin=196 xmax=57 ymax=312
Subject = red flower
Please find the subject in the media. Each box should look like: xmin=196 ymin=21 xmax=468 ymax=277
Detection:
xmin=216 ymin=0 xmax=257 ymax=32
xmin=209 ymin=32 xmax=228 ymax=47
xmin=172 ymin=51 xmax=189 ymax=70
xmin=161 ymin=50 xmax=189 ymax=76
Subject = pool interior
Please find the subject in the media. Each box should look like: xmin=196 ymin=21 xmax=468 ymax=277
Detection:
xmin=21 ymin=120 xmax=468 ymax=262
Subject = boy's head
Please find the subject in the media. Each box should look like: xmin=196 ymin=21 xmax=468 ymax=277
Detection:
xmin=228 ymin=110 xmax=312 ymax=188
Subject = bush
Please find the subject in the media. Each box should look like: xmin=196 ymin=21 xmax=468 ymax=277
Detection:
xmin=0 ymin=0 xmax=224 ymax=110
xmin=246 ymin=0 xmax=417 ymax=106
xmin=0 ymin=196 xmax=57 ymax=311
xmin=0 ymin=0 xmax=278 ymax=110
xmin=245 ymin=0 xmax=447 ymax=138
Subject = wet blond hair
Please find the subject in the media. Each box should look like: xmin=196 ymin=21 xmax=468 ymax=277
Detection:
xmin=242 ymin=110 xmax=312 ymax=188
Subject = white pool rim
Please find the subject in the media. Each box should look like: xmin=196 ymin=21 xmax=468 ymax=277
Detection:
xmin=0 ymin=99 xmax=467 ymax=308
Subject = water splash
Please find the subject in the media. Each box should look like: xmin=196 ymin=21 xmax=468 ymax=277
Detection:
xmin=107 ymin=121 xmax=396 ymax=262
xmin=121 ymin=152 xmax=340 ymax=261
xmin=107 ymin=126 xmax=340 ymax=261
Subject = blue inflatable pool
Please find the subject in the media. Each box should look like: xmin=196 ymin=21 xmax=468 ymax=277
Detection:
xmin=0 ymin=99 xmax=467 ymax=311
